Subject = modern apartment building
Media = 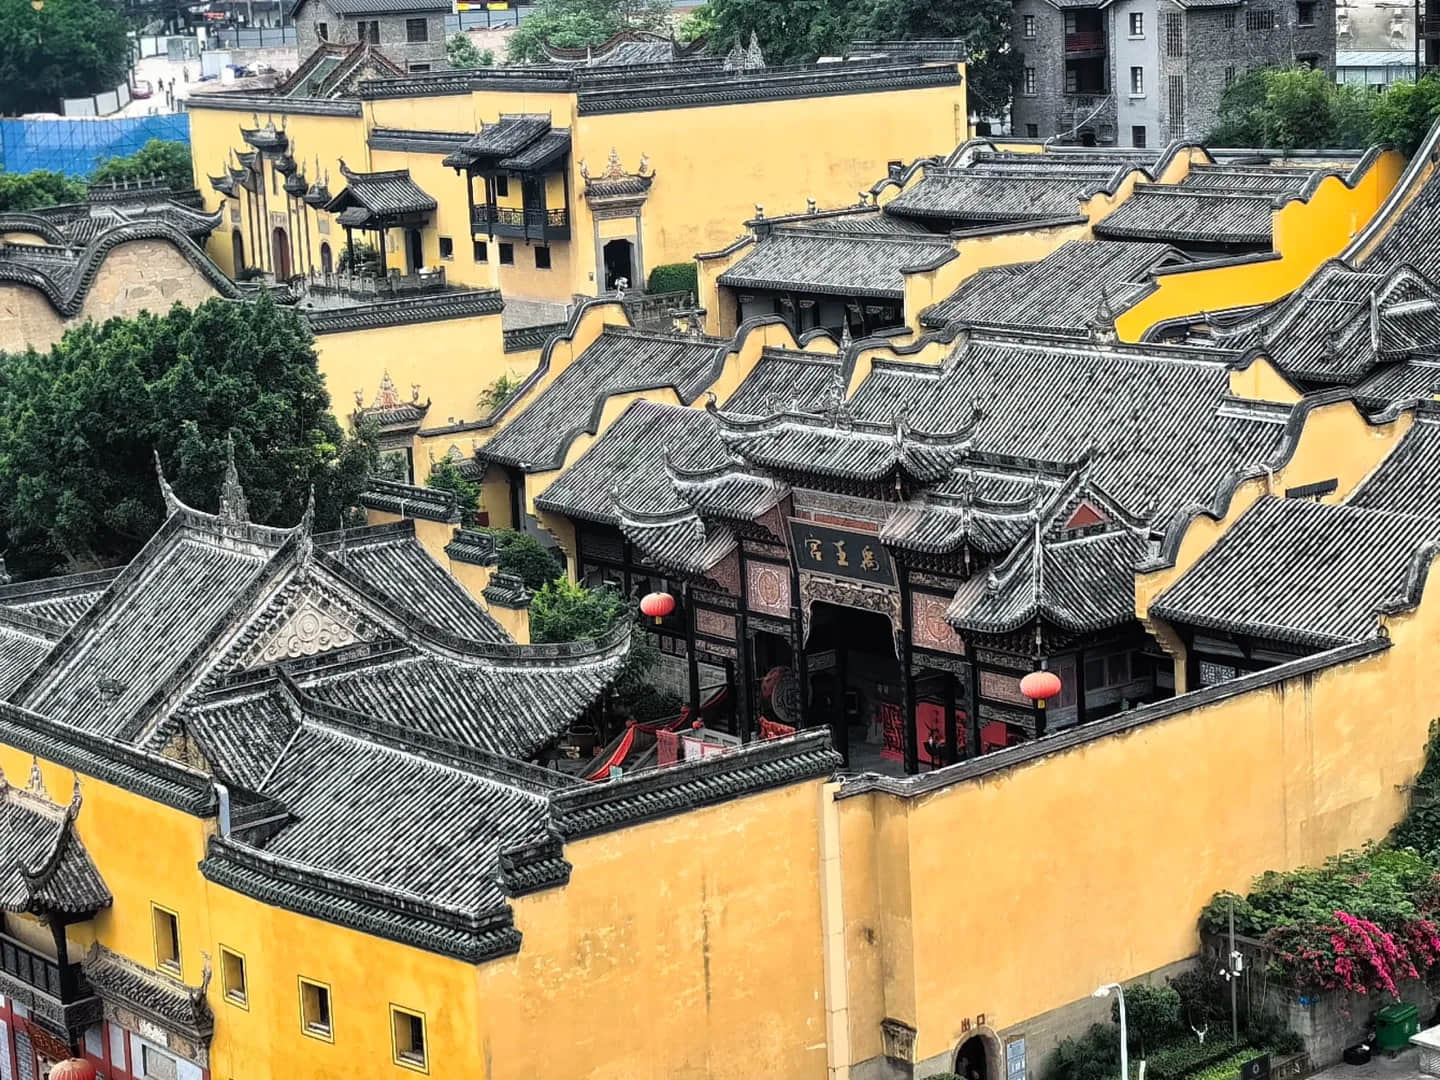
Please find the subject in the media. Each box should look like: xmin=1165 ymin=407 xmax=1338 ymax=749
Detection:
xmin=1011 ymin=0 xmax=1337 ymax=146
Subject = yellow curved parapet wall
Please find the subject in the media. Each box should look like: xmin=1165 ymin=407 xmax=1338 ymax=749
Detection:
xmin=1115 ymin=148 xmax=1406 ymax=342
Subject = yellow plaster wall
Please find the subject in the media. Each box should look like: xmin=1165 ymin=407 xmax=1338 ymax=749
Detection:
xmin=1115 ymin=150 xmax=1406 ymax=342
xmin=312 ymin=308 xmax=509 ymax=430
xmin=1228 ymin=356 xmax=1303 ymax=404
xmin=369 ymin=146 xmax=491 ymax=286
xmin=497 ymin=779 xmax=830 ymax=1080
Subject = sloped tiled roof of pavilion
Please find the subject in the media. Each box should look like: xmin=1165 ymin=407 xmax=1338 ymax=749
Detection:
xmin=324 ymin=163 xmax=436 ymax=226
xmin=1150 ymin=496 xmax=1440 ymax=648
xmin=478 ymin=326 xmax=732 ymax=472
xmin=1092 ymin=188 xmax=1279 ymax=246
xmin=920 ymin=240 xmax=1189 ymax=333
xmin=1348 ymin=406 xmax=1440 ymax=516
xmin=717 ymin=229 xmax=956 ymax=299
xmin=0 ymin=767 xmax=110 ymax=916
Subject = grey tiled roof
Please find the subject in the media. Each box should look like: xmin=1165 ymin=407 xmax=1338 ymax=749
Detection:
xmin=0 ymin=568 xmax=119 ymax=630
xmin=367 ymin=128 xmax=471 ymax=155
xmin=0 ymin=780 xmax=110 ymax=915
xmin=1150 ymin=496 xmax=1440 ymax=647
xmin=1179 ymin=163 xmax=1336 ymax=195
xmin=357 ymin=479 xmax=462 ymax=522
xmin=720 ymin=348 xmax=842 ymax=414
xmin=305 ymin=289 xmax=504 ymax=335
xmin=921 ymin=240 xmax=1187 ymax=333
xmin=295 ymin=0 xmax=448 ymax=14
xmin=324 ymin=166 xmax=436 ymax=225
xmin=480 ymin=327 xmax=729 ymax=472
xmin=499 ymin=129 xmax=571 ymax=172
xmin=1349 ymin=411 xmax=1440 ymax=516
xmin=442 ymin=115 xmax=553 ymax=169
xmin=83 ymin=945 xmax=212 ymax=1039
xmin=884 ymin=167 xmax=1113 ymax=225
xmin=0 ymin=628 xmax=54 ymax=698
xmin=1354 ymin=357 xmax=1440 ymax=410
xmin=183 ymin=684 xmax=301 ymax=790
xmin=1093 ymin=188 xmax=1277 ymax=246
xmin=879 ymin=468 xmax=1066 ymax=555
xmin=718 ymin=229 xmax=955 ymax=299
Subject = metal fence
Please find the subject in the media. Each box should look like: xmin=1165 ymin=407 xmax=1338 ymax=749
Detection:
xmin=211 ymin=25 xmax=298 ymax=48
xmin=444 ymin=7 xmax=534 ymax=30
xmin=0 ymin=113 xmax=190 ymax=177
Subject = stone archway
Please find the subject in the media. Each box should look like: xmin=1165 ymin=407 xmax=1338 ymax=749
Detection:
xmin=954 ymin=1028 xmax=1005 ymax=1080
xmin=271 ymin=226 xmax=292 ymax=279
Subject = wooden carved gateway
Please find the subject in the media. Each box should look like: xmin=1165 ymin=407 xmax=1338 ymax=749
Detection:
xmin=798 ymin=572 xmax=903 ymax=657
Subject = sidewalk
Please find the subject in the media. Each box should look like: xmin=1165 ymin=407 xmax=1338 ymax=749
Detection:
xmin=1311 ymin=1047 xmax=1425 ymax=1080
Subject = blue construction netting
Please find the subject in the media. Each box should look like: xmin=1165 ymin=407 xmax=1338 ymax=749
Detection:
xmin=0 ymin=113 xmax=191 ymax=178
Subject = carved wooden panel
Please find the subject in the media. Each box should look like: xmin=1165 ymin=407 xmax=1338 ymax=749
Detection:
xmin=911 ymin=591 xmax=965 ymax=656
xmin=747 ymin=560 xmax=791 ymax=617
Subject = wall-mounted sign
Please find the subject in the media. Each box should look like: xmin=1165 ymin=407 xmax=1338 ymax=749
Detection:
xmin=788 ymin=519 xmax=895 ymax=587
xmin=1007 ymin=1038 xmax=1028 ymax=1080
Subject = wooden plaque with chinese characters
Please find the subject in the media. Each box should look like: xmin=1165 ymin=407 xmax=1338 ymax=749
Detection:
xmin=786 ymin=520 xmax=896 ymax=587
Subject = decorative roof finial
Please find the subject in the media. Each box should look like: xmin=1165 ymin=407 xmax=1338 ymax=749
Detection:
xmin=218 ymin=434 xmax=249 ymax=526
xmin=295 ymin=486 xmax=316 ymax=566
xmin=69 ymin=774 xmax=82 ymax=814
xmin=154 ymin=450 xmax=183 ymax=517
xmin=745 ymin=30 xmax=764 ymax=69
xmin=0 ymin=554 xmax=10 ymax=588
xmin=26 ymin=757 xmax=46 ymax=799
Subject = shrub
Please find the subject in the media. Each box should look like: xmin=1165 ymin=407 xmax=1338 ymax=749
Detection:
xmin=1114 ymin=984 xmax=1182 ymax=1057
xmin=647 ymin=262 xmax=698 ymax=296
xmin=92 ymin=139 xmax=193 ymax=191
xmin=479 ymin=373 xmax=522 ymax=417
xmin=1144 ymin=1038 xmax=1242 ymax=1080
xmin=1048 ymin=1024 xmax=1121 ymax=1080
xmin=491 ymin=530 xmax=563 ymax=590
xmin=427 ymin=458 xmax=481 ymax=514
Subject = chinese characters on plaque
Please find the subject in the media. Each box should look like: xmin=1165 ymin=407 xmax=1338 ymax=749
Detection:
xmin=787 ymin=520 xmax=897 ymax=587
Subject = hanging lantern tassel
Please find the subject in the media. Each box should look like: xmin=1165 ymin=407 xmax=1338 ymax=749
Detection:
xmin=1020 ymin=669 xmax=1062 ymax=709
xmin=640 ymin=591 xmax=676 ymax=625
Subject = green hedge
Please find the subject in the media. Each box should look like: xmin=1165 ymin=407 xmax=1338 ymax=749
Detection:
xmin=647 ymin=262 xmax=698 ymax=296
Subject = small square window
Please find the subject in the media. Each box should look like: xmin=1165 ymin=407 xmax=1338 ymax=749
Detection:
xmin=1223 ymin=10 xmax=1236 ymax=28
xmin=534 ymin=245 xmax=551 ymax=270
xmin=499 ymin=243 xmax=514 ymax=265
xmin=1129 ymin=12 xmax=1143 ymax=35
xmin=1130 ymin=66 xmax=1144 ymax=95
xmin=409 ymin=62 xmax=431 ymax=72
xmin=299 ymin=977 xmax=333 ymax=1041
xmin=391 ymin=1006 xmax=428 ymax=1072
xmin=1297 ymin=1 xmax=1315 ymax=25
xmin=1023 ymin=14 xmax=1036 ymax=37
xmin=494 ymin=175 xmax=510 ymax=198
xmin=220 ymin=947 xmax=247 ymax=1008
xmin=406 ymin=17 xmax=428 ymax=42
xmin=317 ymin=20 xmax=328 ymax=39
xmin=473 ymin=240 xmax=488 ymax=263
xmin=439 ymin=236 xmax=454 ymax=260
xmin=1026 ymin=123 xmax=1039 ymax=138
xmin=151 ymin=904 xmax=180 ymax=973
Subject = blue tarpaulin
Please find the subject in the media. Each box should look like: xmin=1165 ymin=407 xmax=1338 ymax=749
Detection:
xmin=0 ymin=113 xmax=190 ymax=177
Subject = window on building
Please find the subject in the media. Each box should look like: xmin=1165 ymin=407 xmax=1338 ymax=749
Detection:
xmin=1023 ymin=67 xmax=1037 ymax=95
xmin=1245 ymin=9 xmax=1275 ymax=30
xmin=317 ymin=20 xmax=327 ymax=39
xmin=499 ymin=243 xmax=515 ymax=265
xmin=406 ymin=17 xmax=428 ymax=41
xmin=1023 ymin=14 xmax=1036 ymax=37
xmin=1132 ymin=125 xmax=1147 ymax=147
xmin=409 ymin=63 xmax=431 ymax=72
xmin=1225 ymin=65 xmax=1237 ymax=86
xmin=357 ymin=18 xmax=377 ymax=42
xmin=1063 ymin=11 xmax=1076 ymax=33
xmin=1296 ymin=1 xmax=1315 ymax=23
xmin=1026 ymin=123 xmax=1039 ymax=137
xmin=151 ymin=905 xmax=180 ymax=973
xmin=1169 ymin=75 xmax=1186 ymax=131
xmin=1130 ymin=66 xmax=1144 ymax=94
xmin=534 ymin=245 xmax=552 ymax=269
xmin=1223 ymin=10 xmax=1236 ymax=27
xmin=220 ymin=948 xmax=247 ymax=1008
xmin=391 ymin=1006 xmax=428 ymax=1071
xmin=1129 ymin=12 xmax=1143 ymax=35
xmin=439 ymin=236 xmax=454 ymax=259
xmin=1164 ymin=13 xmax=1184 ymax=55
xmin=473 ymin=240 xmax=488 ymax=262
xmin=1297 ymin=52 xmax=1319 ymax=68
xmin=494 ymin=174 xmax=510 ymax=197
xmin=299 ymin=978 xmax=333 ymax=1041
xmin=1065 ymin=66 xmax=1076 ymax=94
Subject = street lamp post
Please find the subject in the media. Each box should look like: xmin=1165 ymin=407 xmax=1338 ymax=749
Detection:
xmin=1094 ymin=983 xmax=1128 ymax=1080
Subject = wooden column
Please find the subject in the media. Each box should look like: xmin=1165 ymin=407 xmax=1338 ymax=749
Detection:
xmin=789 ymin=559 xmax=808 ymax=728
xmin=684 ymin=584 xmax=701 ymax=719
xmin=736 ymin=548 xmax=753 ymax=744
xmin=1074 ymin=647 xmax=1089 ymax=727
xmin=835 ymin=636 xmax=850 ymax=765
xmin=377 ymin=226 xmax=388 ymax=275
xmin=967 ymin=653 xmax=982 ymax=759
xmin=944 ymin=668 xmax=959 ymax=765
xmin=899 ymin=564 xmax=918 ymax=775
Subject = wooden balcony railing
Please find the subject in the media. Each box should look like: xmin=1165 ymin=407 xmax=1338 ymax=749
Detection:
xmin=0 ymin=932 xmax=87 ymax=1002
xmin=1065 ymin=31 xmax=1106 ymax=51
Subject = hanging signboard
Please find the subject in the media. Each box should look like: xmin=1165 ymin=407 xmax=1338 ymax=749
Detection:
xmin=788 ymin=519 xmax=896 ymax=587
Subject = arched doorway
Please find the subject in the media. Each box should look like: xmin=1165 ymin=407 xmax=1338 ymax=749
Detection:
xmin=319 ymin=242 xmax=333 ymax=275
xmin=271 ymin=226 xmax=291 ymax=279
xmin=231 ymin=229 xmax=245 ymax=272
xmin=954 ymin=1031 xmax=1003 ymax=1080
xmin=405 ymin=228 xmax=423 ymax=274
xmin=603 ymin=238 xmax=634 ymax=291
xmin=1079 ymin=128 xmax=1098 ymax=147
xmin=806 ymin=601 xmax=903 ymax=768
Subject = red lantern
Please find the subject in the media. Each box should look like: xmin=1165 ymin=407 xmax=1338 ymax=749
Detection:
xmin=639 ymin=591 xmax=676 ymax=624
xmin=49 ymin=1062 xmax=97 ymax=1080
xmin=1020 ymin=669 xmax=1062 ymax=705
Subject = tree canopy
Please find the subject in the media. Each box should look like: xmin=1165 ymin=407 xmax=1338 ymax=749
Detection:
xmin=92 ymin=140 xmax=195 ymax=192
xmin=0 ymin=0 xmax=130 ymax=115
xmin=1209 ymin=67 xmax=1440 ymax=156
xmin=700 ymin=0 xmax=1016 ymax=114
xmin=446 ymin=31 xmax=495 ymax=69
xmin=506 ymin=0 xmax=671 ymax=63
xmin=0 ymin=170 xmax=85 ymax=212
xmin=0 ymin=295 xmax=377 ymax=575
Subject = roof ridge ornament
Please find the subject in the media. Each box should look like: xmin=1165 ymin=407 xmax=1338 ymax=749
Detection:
xmin=295 ymin=486 xmax=316 ymax=567
xmin=218 ymin=434 xmax=249 ymax=527
xmin=26 ymin=757 xmax=46 ymax=800
xmin=154 ymin=450 xmax=183 ymax=517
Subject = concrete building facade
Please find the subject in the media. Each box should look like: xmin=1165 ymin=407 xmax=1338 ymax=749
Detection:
xmin=291 ymin=0 xmax=450 ymax=72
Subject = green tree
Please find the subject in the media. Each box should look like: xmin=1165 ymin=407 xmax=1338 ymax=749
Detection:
xmin=0 ymin=294 xmax=376 ymax=574
xmin=704 ymin=0 xmax=862 ymax=65
xmin=531 ymin=579 xmax=659 ymax=705
xmin=1371 ymin=76 xmax=1440 ymax=157
xmin=446 ymin=31 xmax=494 ymax=69
xmin=338 ymin=240 xmax=380 ymax=274
xmin=1112 ymin=984 xmax=1181 ymax=1058
xmin=91 ymin=139 xmax=195 ymax=192
xmin=426 ymin=458 xmax=481 ymax=514
xmin=678 ymin=3 xmax=716 ymax=44
xmin=1333 ymin=82 xmax=1378 ymax=149
xmin=478 ymin=373 xmax=521 ymax=417
xmin=506 ymin=0 xmax=671 ymax=64
xmin=1207 ymin=67 xmax=1271 ymax=146
xmin=0 ymin=170 xmax=85 ymax=212
xmin=486 ymin=529 xmax=563 ymax=589
xmin=1258 ymin=67 xmax=1336 ymax=152
xmin=0 ymin=0 xmax=130 ymax=115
